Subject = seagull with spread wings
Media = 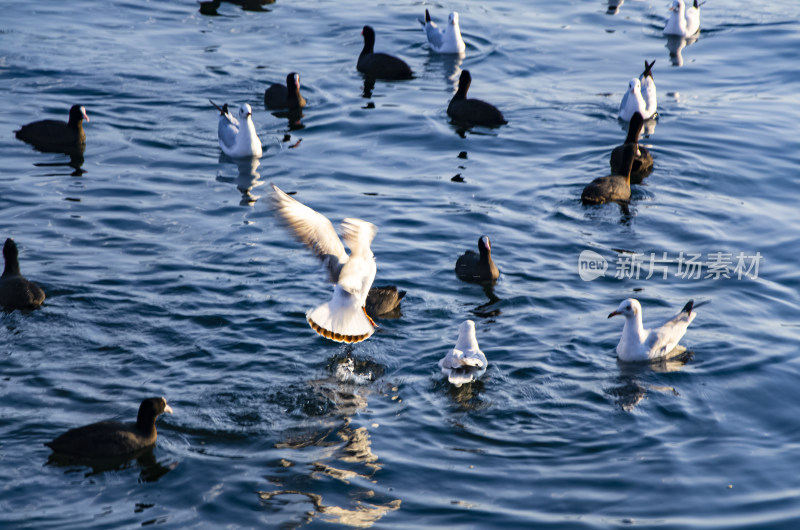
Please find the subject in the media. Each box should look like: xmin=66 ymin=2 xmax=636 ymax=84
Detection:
xmin=271 ymin=184 xmax=378 ymax=344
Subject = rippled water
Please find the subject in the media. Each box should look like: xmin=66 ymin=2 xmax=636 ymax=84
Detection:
xmin=2 ymin=0 xmax=800 ymax=527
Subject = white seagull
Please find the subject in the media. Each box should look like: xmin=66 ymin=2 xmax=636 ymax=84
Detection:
xmin=438 ymin=320 xmax=487 ymax=387
xmin=421 ymin=9 xmax=466 ymax=54
xmin=271 ymin=184 xmax=378 ymax=344
xmin=619 ymin=60 xmax=657 ymax=121
xmin=664 ymin=0 xmax=701 ymax=38
xmin=608 ymin=298 xmax=706 ymax=362
xmin=210 ymin=100 xmax=262 ymax=158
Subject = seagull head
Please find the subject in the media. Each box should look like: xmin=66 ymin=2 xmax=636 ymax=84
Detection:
xmin=459 ymin=319 xmax=476 ymax=336
xmin=628 ymin=78 xmax=641 ymax=94
xmin=670 ymin=0 xmax=683 ymax=12
xmin=238 ymin=103 xmax=253 ymax=120
xmin=608 ymin=298 xmax=640 ymax=319
xmin=449 ymin=11 xmax=459 ymax=26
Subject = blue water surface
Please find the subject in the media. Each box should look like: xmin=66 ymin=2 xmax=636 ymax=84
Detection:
xmin=1 ymin=0 xmax=800 ymax=527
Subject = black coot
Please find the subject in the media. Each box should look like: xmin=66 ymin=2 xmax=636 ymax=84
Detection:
xmin=456 ymin=236 xmax=500 ymax=284
xmin=45 ymin=397 xmax=173 ymax=458
xmin=0 ymin=238 xmax=45 ymax=311
xmin=357 ymin=26 xmax=413 ymax=80
xmin=610 ymin=111 xmax=653 ymax=183
xmin=447 ymin=71 xmax=507 ymax=127
xmin=264 ymin=72 xmax=307 ymax=111
xmin=15 ymin=104 xmax=89 ymax=153
xmin=366 ymin=286 xmax=406 ymax=318
xmin=582 ymin=143 xmax=637 ymax=205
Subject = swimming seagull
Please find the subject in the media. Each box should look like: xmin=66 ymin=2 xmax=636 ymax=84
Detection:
xmin=619 ymin=60 xmax=657 ymax=121
xmin=210 ymin=100 xmax=262 ymax=158
xmin=271 ymin=184 xmax=378 ymax=344
xmin=421 ymin=9 xmax=466 ymax=54
xmin=664 ymin=0 xmax=701 ymax=38
xmin=608 ymin=298 xmax=706 ymax=362
xmin=439 ymin=320 xmax=487 ymax=387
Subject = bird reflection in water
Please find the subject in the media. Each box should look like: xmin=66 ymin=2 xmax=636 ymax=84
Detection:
xmin=361 ymin=76 xmax=376 ymax=100
xmin=666 ymin=34 xmax=699 ymax=67
xmin=472 ymin=283 xmax=502 ymax=318
xmin=423 ymin=52 xmax=463 ymax=91
xmin=223 ymin=0 xmax=274 ymax=12
xmin=607 ymin=0 xmax=624 ymax=15
xmin=215 ymin=155 xmax=264 ymax=206
xmin=440 ymin=376 xmax=490 ymax=411
xmin=46 ymin=446 xmax=177 ymax=482
xmin=34 ymin=147 xmax=86 ymax=177
xmin=607 ymin=350 xmax=693 ymax=411
xmin=260 ymin=350 xmax=399 ymax=526
xmin=269 ymin=108 xmax=304 ymax=132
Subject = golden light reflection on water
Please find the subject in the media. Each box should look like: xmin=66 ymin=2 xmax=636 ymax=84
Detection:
xmin=261 ymin=367 xmax=399 ymax=527
xmin=258 ymin=490 xmax=401 ymax=528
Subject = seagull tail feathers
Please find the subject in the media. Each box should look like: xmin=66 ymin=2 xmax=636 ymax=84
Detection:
xmin=306 ymin=302 xmax=375 ymax=344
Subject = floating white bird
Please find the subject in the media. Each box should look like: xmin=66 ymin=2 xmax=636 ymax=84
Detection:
xmin=438 ymin=320 xmax=487 ymax=387
xmin=619 ymin=60 xmax=657 ymax=121
xmin=608 ymin=298 xmax=706 ymax=362
xmin=421 ymin=9 xmax=466 ymax=54
xmin=271 ymin=184 xmax=377 ymax=344
xmin=664 ymin=0 xmax=701 ymax=38
xmin=210 ymin=100 xmax=262 ymax=158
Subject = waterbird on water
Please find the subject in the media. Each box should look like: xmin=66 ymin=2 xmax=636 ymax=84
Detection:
xmin=421 ymin=9 xmax=466 ymax=54
xmin=45 ymin=397 xmax=173 ymax=459
xmin=582 ymin=142 xmax=636 ymax=205
xmin=610 ymin=111 xmax=653 ymax=183
xmin=365 ymin=286 xmax=406 ymax=319
xmin=608 ymin=298 xmax=706 ymax=362
xmin=439 ymin=320 xmax=488 ymax=387
xmin=456 ymin=235 xmax=500 ymax=284
xmin=210 ymin=100 xmax=262 ymax=158
xmin=0 ymin=238 xmax=45 ymax=311
xmin=448 ymin=70 xmax=507 ymax=128
xmin=664 ymin=0 xmax=701 ymax=38
xmin=619 ymin=60 xmax=657 ymax=121
xmin=264 ymin=72 xmax=306 ymax=111
xmin=15 ymin=104 xmax=89 ymax=153
xmin=271 ymin=184 xmax=378 ymax=344
xmin=358 ymin=25 xmax=413 ymax=80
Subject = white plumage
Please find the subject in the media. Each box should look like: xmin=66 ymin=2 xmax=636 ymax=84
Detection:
xmin=211 ymin=100 xmax=262 ymax=158
xmin=271 ymin=184 xmax=377 ymax=344
xmin=619 ymin=60 xmax=657 ymax=121
xmin=438 ymin=320 xmax=487 ymax=387
xmin=664 ymin=0 xmax=701 ymax=38
xmin=421 ymin=9 xmax=465 ymax=54
xmin=609 ymin=298 xmax=704 ymax=362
